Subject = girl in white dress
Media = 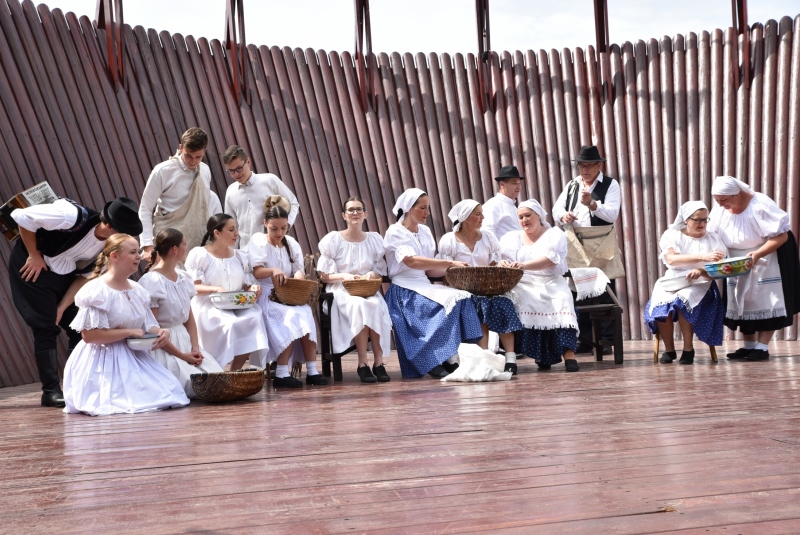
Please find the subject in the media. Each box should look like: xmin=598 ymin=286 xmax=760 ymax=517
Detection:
xmin=246 ymin=196 xmax=327 ymax=388
xmin=318 ymin=196 xmax=392 ymax=383
xmin=499 ymin=200 xmax=580 ymax=372
xmin=185 ymin=214 xmax=269 ymax=370
xmin=62 ymin=234 xmax=190 ymax=416
xmin=139 ymin=228 xmax=224 ymax=397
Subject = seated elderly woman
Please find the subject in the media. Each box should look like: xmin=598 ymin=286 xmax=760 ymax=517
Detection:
xmin=383 ymin=188 xmax=483 ymax=379
xmin=707 ymin=176 xmax=800 ymax=361
xmin=644 ymin=201 xmax=727 ymax=364
xmin=498 ymin=200 xmax=580 ymax=372
xmin=437 ymin=200 xmax=523 ymax=374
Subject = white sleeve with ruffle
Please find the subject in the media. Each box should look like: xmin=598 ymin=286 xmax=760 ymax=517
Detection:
xmin=138 ymin=272 xmax=167 ymax=309
xmin=184 ymin=247 xmax=209 ymax=283
xmin=70 ymin=280 xmax=110 ymax=331
xmin=316 ymin=232 xmax=339 ymax=274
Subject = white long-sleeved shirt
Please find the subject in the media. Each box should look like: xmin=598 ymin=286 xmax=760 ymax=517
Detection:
xmin=223 ymin=173 xmax=300 ymax=248
xmin=138 ymin=157 xmax=218 ymax=246
xmin=481 ymin=193 xmax=520 ymax=240
xmin=552 ymin=173 xmax=620 ymax=228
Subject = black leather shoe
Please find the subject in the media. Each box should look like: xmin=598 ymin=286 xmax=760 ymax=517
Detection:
xmin=41 ymin=390 xmax=65 ymax=408
xmin=441 ymin=360 xmax=460 ymax=374
xmin=273 ymin=376 xmax=303 ymax=388
xmin=726 ymin=347 xmax=752 ymax=360
xmin=372 ymin=364 xmax=391 ymax=382
xmin=504 ymin=362 xmax=517 ymax=375
xmin=357 ymin=365 xmax=377 ymax=383
xmin=659 ymin=351 xmax=677 ymax=363
xmin=575 ymin=343 xmax=593 ymax=354
xmin=679 ymin=350 xmax=695 ymax=365
xmin=537 ymin=363 xmax=551 ymax=370
xmin=306 ymin=373 xmax=329 ymax=386
xmin=565 ymin=359 xmax=580 ymax=372
xmin=744 ymin=349 xmax=770 ymax=361
xmin=428 ymin=365 xmax=449 ymax=379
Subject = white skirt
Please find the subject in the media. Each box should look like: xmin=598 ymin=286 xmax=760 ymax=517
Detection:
xmin=325 ymin=282 xmax=392 ymax=356
xmin=191 ymin=296 xmax=270 ymax=369
xmin=63 ymin=341 xmax=190 ymax=416
xmin=151 ymin=324 xmax=224 ymax=398
xmin=257 ymin=293 xmax=317 ymax=365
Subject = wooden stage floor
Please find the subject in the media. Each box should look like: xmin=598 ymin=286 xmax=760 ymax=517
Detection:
xmin=3 ymin=341 xmax=800 ymax=534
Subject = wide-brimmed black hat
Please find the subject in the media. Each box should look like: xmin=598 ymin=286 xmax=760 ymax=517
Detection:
xmin=495 ymin=165 xmax=524 ymax=182
xmin=103 ymin=197 xmax=143 ymax=236
xmin=573 ymin=145 xmax=606 ymax=163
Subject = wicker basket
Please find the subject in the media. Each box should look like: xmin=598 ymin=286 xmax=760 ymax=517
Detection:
xmin=271 ymin=278 xmax=319 ymax=306
xmin=444 ymin=266 xmax=524 ymax=296
xmin=190 ymin=369 xmax=265 ymax=402
xmin=342 ymin=278 xmax=382 ymax=298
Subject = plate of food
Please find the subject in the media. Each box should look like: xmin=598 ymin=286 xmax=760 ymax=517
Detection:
xmin=126 ymin=333 xmax=159 ymax=350
xmin=704 ymin=256 xmax=753 ymax=279
xmin=210 ymin=291 xmax=257 ymax=309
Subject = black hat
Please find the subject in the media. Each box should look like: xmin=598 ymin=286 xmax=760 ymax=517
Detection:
xmin=573 ymin=145 xmax=607 ymax=163
xmin=494 ymin=165 xmax=524 ymax=182
xmin=103 ymin=197 xmax=143 ymax=236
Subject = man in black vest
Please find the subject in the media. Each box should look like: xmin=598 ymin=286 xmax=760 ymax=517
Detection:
xmin=8 ymin=197 xmax=142 ymax=407
xmin=552 ymin=146 xmax=621 ymax=353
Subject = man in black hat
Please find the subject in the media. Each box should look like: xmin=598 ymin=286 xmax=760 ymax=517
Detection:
xmin=483 ymin=165 xmax=523 ymax=240
xmin=8 ymin=196 xmax=143 ymax=407
xmin=552 ymin=145 xmax=621 ymax=353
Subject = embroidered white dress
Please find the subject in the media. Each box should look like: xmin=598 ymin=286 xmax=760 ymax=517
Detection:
xmin=246 ymin=233 xmax=317 ymax=364
xmin=317 ymin=231 xmax=392 ymax=356
xmin=436 ymin=230 xmax=502 ymax=266
xmin=185 ymin=247 xmax=270 ymax=369
xmin=139 ymin=270 xmax=224 ymax=398
xmin=62 ymin=279 xmax=190 ymax=416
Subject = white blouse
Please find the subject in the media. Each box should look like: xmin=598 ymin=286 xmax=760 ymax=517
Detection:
xmin=658 ymin=228 xmax=728 ymax=274
xmin=708 ymin=192 xmax=790 ymax=250
xmin=436 ymin=230 xmax=501 ymax=267
xmin=481 ymin=193 xmax=520 ymax=240
xmin=499 ymin=228 xmax=569 ymax=277
xmin=383 ymin=223 xmax=435 ymax=279
xmin=317 ymin=231 xmax=387 ymax=276
xmin=138 ymin=270 xmax=197 ymax=327
xmin=70 ymin=278 xmax=159 ymax=332
xmin=185 ymin=247 xmax=257 ymax=291
xmin=246 ymin=233 xmax=304 ymax=290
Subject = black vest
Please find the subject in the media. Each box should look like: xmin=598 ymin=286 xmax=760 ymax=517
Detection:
xmin=29 ymin=201 xmax=101 ymax=274
xmin=565 ymin=176 xmax=615 ymax=227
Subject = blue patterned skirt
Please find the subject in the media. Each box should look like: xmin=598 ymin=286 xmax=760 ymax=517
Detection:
xmin=385 ymin=285 xmax=483 ymax=378
xmin=472 ymin=295 xmax=523 ymax=334
xmin=644 ymin=283 xmax=724 ymax=346
xmin=515 ymin=327 xmax=578 ymax=366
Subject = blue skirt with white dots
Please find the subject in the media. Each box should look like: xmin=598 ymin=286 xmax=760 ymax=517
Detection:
xmin=472 ymin=295 xmax=524 ymax=334
xmin=644 ymin=283 xmax=724 ymax=346
xmin=515 ymin=327 xmax=578 ymax=366
xmin=385 ymin=285 xmax=483 ymax=378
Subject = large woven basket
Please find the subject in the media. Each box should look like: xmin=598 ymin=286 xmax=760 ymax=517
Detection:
xmin=444 ymin=266 xmax=524 ymax=296
xmin=190 ymin=369 xmax=265 ymax=402
xmin=271 ymin=278 xmax=319 ymax=306
xmin=342 ymin=278 xmax=382 ymax=298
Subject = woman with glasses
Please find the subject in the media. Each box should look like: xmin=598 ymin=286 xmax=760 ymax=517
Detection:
xmin=317 ymin=197 xmax=392 ymax=383
xmin=644 ymin=201 xmax=727 ymax=364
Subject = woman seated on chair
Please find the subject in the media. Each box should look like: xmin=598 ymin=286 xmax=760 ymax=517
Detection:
xmin=317 ymin=196 xmax=392 ymax=384
xmin=644 ymin=201 xmax=727 ymax=365
xmin=247 ymin=196 xmax=327 ymax=388
xmin=383 ymin=188 xmax=483 ymax=379
xmin=498 ymin=200 xmax=580 ymax=372
xmin=437 ymin=199 xmax=523 ymax=374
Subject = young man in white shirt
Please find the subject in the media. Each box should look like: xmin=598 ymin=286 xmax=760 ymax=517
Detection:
xmin=482 ymin=165 xmax=523 ymax=240
xmin=222 ymin=145 xmax=300 ymax=248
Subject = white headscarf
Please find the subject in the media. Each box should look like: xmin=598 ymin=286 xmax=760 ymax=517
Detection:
xmin=518 ymin=199 xmax=551 ymax=228
xmin=711 ymin=176 xmax=752 ymax=196
xmin=448 ymin=199 xmax=480 ymax=231
xmin=392 ymin=188 xmax=426 ymax=223
xmin=670 ymin=200 xmax=707 ymax=230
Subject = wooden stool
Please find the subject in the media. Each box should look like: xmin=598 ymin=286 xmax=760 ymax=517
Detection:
xmin=653 ymin=332 xmax=718 ymax=363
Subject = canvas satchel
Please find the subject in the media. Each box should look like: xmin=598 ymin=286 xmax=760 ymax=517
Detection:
xmin=565 ymin=225 xmax=625 ymax=280
xmin=152 ymin=157 xmax=209 ymax=251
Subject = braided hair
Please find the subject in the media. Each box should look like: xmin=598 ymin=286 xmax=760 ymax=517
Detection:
xmin=87 ymin=234 xmax=132 ymax=280
xmin=145 ymin=228 xmax=184 ymax=273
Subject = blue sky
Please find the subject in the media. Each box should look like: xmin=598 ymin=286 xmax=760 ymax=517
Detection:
xmin=49 ymin=0 xmax=799 ymax=54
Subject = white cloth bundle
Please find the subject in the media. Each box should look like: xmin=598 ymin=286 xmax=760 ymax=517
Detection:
xmin=440 ymin=344 xmax=513 ymax=382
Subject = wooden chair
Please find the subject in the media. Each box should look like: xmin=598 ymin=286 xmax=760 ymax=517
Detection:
xmin=571 ymin=278 xmax=625 ymax=364
xmin=652 ymin=332 xmax=718 ymax=363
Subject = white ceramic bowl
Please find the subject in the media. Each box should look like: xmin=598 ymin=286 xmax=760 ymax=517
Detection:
xmin=126 ymin=334 xmax=158 ymax=350
xmin=210 ymin=291 xmax=257 ymax=310
xmin=660 ymin=274 xmax=693 ymax=292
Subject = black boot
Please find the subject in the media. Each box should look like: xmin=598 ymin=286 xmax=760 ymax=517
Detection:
xmin=35 ymin=350 xmax=65 ymax=408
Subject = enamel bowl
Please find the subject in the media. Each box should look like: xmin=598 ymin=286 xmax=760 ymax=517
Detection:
xmin=704 ymin=256 xmax=753 ymax=279
xmin=126 ymin=334 xmax=158 ymax=350
xmin=210 ymin=291 xmax=257 ymax=310
xmin=659 ymin=274 xmax=693 ymax=292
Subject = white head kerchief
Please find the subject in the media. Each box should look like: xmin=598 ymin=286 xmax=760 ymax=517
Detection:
xmin=711 ymin=176 xmax=752 ymax=196
xmin=670 ymin=200 xmax=707 ymax=230
xmin=518 ymin=199 xmax=551 ymax=228
xmin=448 ymin=199 xmax=480 ymax=231
xmin=392 ymin=188 xmax=426 ymax=223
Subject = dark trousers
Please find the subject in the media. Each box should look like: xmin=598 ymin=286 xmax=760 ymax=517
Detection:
xmin=575 ymin=279 xmax=616 ymax=345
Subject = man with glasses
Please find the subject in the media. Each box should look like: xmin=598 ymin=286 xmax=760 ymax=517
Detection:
xmin=553 ymin=145 xmax=621 ymax=354
xmin=139 ymin=127 xmax=222 ymax=258
xmin=222 ymin=145 xmax=299 ymax=248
